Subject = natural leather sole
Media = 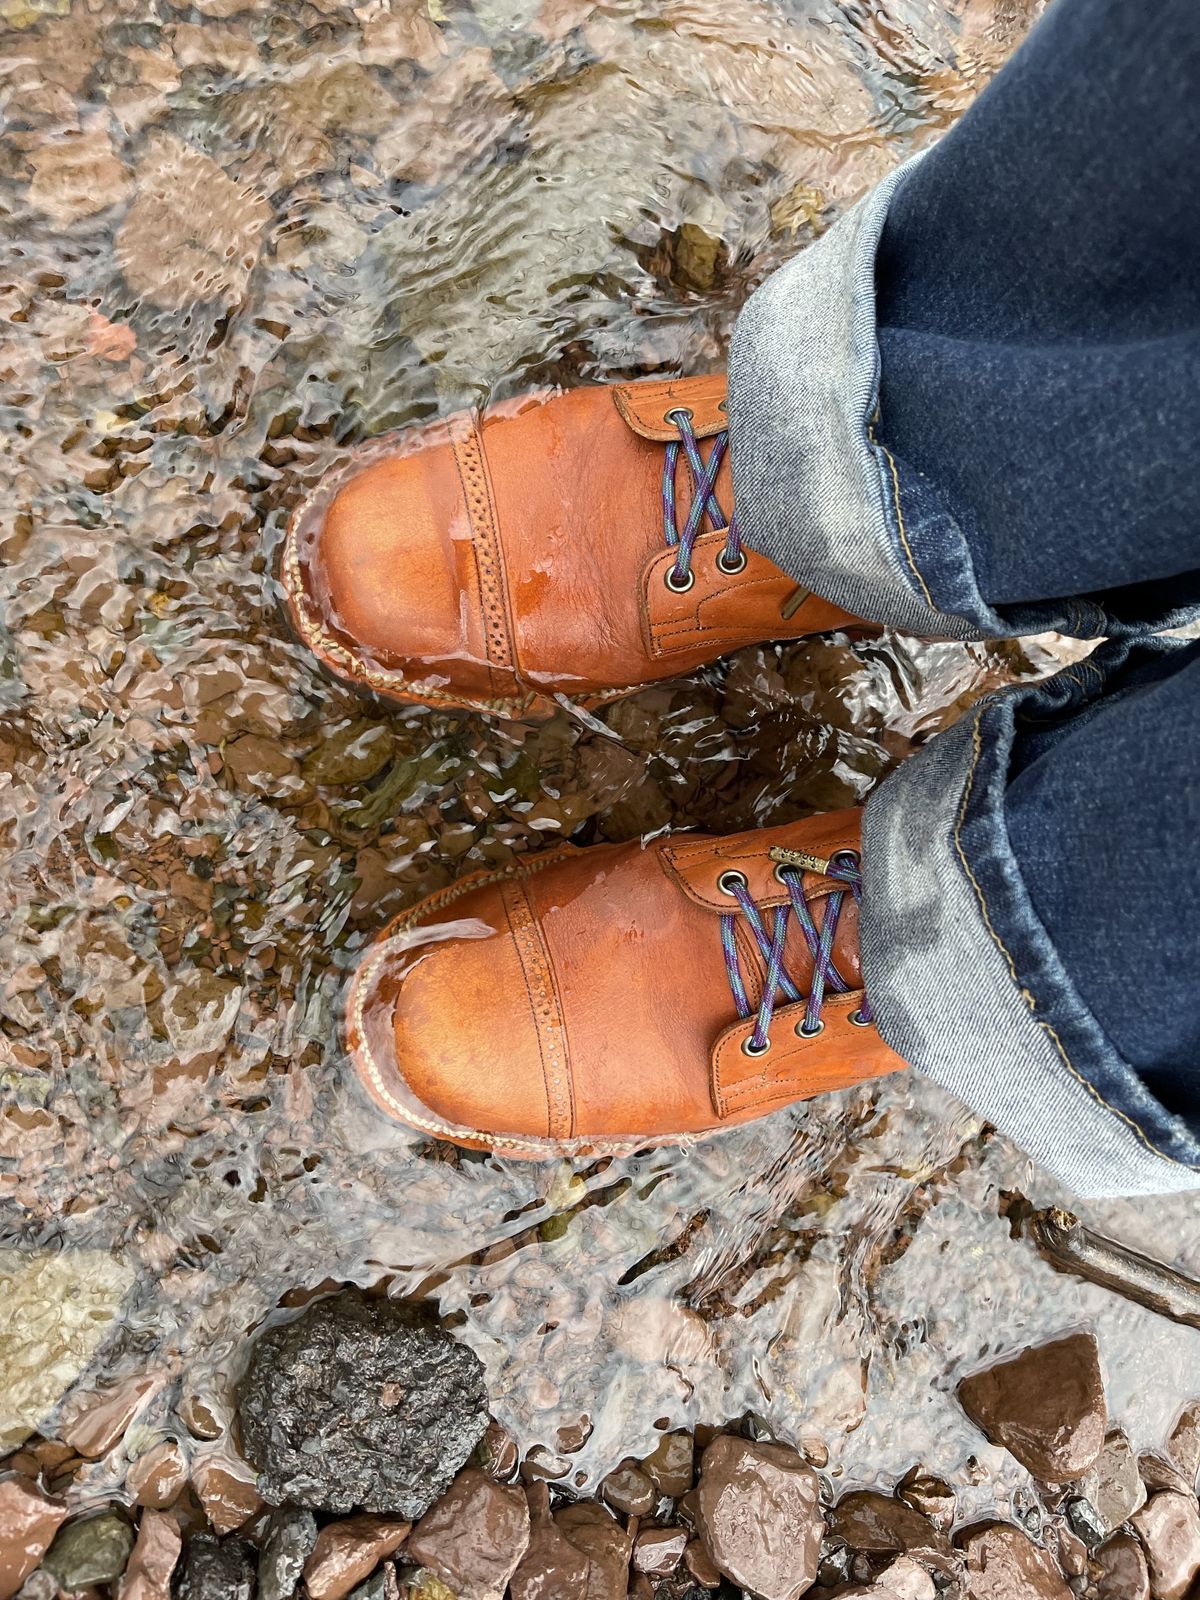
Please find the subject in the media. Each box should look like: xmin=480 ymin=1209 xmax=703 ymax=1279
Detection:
xmin=345 ymin=851 xmax=710 ymax=1160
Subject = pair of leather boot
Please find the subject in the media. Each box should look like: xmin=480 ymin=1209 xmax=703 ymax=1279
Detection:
xmin=282 ymin=375 xmax=906 ymax=1156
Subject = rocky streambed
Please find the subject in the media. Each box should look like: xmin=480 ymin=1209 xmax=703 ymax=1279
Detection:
xmin=3 ymin=1292 xmax=1200 ymax=1600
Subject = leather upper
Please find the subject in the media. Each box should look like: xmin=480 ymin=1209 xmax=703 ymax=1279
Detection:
xmin=347 ymin=809 xmax=906 ymax=1155
xmin=281 ymin=375 xmax=865 ymax=717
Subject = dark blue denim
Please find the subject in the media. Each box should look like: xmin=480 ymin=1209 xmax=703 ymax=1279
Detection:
xmin=871 ymin=0 xmax=1200 ymax=1143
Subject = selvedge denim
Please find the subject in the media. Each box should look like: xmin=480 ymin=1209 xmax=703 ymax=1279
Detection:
xmin=729 ymin=0 xmax=1200 ymax=1195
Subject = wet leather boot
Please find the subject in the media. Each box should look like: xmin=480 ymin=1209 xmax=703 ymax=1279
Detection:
xmin=347 ymin=808 xmax=906 ymax=1156
xmin=281 ymin=374 xmax=868 ymax=719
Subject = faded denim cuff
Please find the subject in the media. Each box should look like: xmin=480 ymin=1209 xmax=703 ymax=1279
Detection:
xmin=860 ymin=670 xmax=1200 ymax=1197
xmin=728 ymin=157 xmax=1200 ymax=643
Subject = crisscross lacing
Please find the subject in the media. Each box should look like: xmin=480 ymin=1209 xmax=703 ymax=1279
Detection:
xmin=661 ymin=407 xmax=742 ymax=590
xmin=719 ymin=849 xmax=873 ymax=1056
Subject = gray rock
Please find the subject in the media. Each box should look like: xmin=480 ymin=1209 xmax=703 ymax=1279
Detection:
xmin=1076 ymin=1430 xmax=1145 ymax=1537
xmin=175 ymin=1534 xmax=255 ymax=1600
xmin=258 ymin=1511 xmax=318 ymax=1600
xmin=43 ymin=1512 xmax=135 ymax=1589
xmin=237 ymin=1293 xmax=489 ymax=1518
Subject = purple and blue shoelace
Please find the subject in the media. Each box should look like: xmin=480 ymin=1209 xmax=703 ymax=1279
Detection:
xmin=718 ymin=850 xmax=873 ymax=1056
xmin=661 ymin=407 xmax=743 ymax=590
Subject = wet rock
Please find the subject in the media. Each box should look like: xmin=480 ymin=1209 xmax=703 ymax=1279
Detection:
xmin=1054 ymin=1524 xmax=1088 ymax=1578
xmin=27 ymin=127 xmax=130 ymax=224
xmin=175 ymin=1533 xmax=255 ymax=1600
xmin=407 ymin=1469 xmax=530 ymax=1600
xmin=895 ymin=1470 xmax=956 ymax=1531
xmin=476 ymin=1422 xmax=519 ymax=1483
xmin=127 ymin=1441 xmax=189 ymax=1510
xmin=1076 ymin=1430 xmax=1146 ymax=1536
xmin=829 ymin=1492 xmax=945 ymax=1556
xmin=632 ymin=1528 xmax=687 ymax=1576
xmin=510 ymin=1484 xmax=590 ymax=1600
xmin=875 ymin=1555 xmax=936 ymax=1599
xmin=1092 ymin=1531 xmax=1150 ymax=1600
xmin=1065 ymin=1496 xmax=1107 ymax=1546
xmin=238 ymin=1294 xmax=488 ymax=1518
xmin=684 ymin=1541 xmax=721 ymax=1588
xmin=301 ymin=722 xmax=394 ymax=786
xmin=695 ymin=1436 xmax=824 ymax=1600
xmin=43 ymin=1511 xmax=136 ymax=1589
xmin=345 ymin=1569 xmax=399 ymax=1600
xmin=553 ymin=1504 xmax=632 ymax=1600
xmin=600 ymin=1462 xmax=656 ymax=1516
xmin=0 ymin=1249 xmax=135 ymax=1453
xmin=957 ymin=1333 xmax=1106 ymax=1482
xmin=258 ymin=1510 xmax=318 ymax=1600
xmin=1129 ymin=1491 xmax=1200 ymax=1599
xmin=1140 ymin=1452 xmax=1195 ymax=1497
xmin=956 ymin=1521 xmax=1070 ymax=1599
xmin=192 ymin=1451 xmax=265 ymax=1535
xmin=1167 ymin=1400 xmax=1200 ymax=1489
xmin=119 ymin=1510 xmax=181 ymax=1600
xmin=641 ymin=1432 xmax=694 ymax=1499
xmin=0 ymin=1476 xmax=66 ymax=1600
xmin=58 ymin=1373 xmax=160 ymax=1459
xmin=303 ymin=1517 xmax=411 ymax=1600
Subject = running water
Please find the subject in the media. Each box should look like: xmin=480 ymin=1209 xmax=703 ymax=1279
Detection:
xmin=1 ymin=0 xmax=1196 ymax=1522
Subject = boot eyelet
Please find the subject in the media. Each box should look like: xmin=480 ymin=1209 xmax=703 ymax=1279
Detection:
xmin=664 ymin=406 xmax=694 ymax=427
xmin=717 ymin=398 xmax=727 ymax=414
xmin=717 ymin=869 xmax=749 ymax=897
xmin=848 ymin=1009 xmax=872 ymax=1028
xmin=664 ymin=565 xmax=695 ymax=594
xmin=716 ymin=549 xmax=747 ymax=576
xmin=773 ymin=861 xmax=799 ymax=886
xmin=796 ymin=1019 xmax=825 ymax=1039
xmin=741 ymin=1035 xmax=771 ymax=1058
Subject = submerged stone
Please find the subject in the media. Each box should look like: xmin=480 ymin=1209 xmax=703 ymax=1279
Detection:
xmin=957 ymin=1332 xmax=1106 ymax=1482
xmin=1130 ymin=1491 xmax=1200 ymax=1600
xmin=406 ymin=1469 xmax=530 ymax=1600
xmin=174 ymin=1534 xmax=255 ymax=1600
xmin=695 ymin=1436 xmax=824 ymax=1600
xmin=257 ymin=1510 xmax=318 ymax=1600
xmin=237 ymin=1293 xmax=489 ymax=1517
xmin=0 ymin=1477 xmax=67 ymax=1600
xmin=43 ymin=1511 xmax=135 ymax=1589
xmin=955 ymin=1521 xmax=1070 ymax=1600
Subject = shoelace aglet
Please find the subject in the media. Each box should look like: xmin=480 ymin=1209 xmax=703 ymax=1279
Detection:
xmin=768 ymin=845 xmax=831 ymax=875
xmin=780 ymin=584 xmax=812 ymax=620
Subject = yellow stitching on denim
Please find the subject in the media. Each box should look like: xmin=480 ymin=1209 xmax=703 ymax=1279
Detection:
xmin=952 ymin=711 xmax=1186 ymax=1169
xmin=868 ymin=422 xmax=936 ymax=610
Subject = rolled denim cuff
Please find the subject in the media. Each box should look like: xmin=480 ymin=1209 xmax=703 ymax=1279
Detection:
xmin=729 ymin=158 xmax=1200 ymax=642
xmin=860 ymin=667 xmax=1200 ymax=1197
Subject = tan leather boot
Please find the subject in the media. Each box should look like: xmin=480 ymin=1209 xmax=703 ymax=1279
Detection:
xmin=281 ymin=374 xmax=867 ymax=719
xmin=347 ymin=808 xmax=906 ymax=1156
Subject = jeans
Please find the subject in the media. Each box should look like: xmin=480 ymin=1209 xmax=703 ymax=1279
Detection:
xmin=728 ymin=0 xmax=1200 ymax=1195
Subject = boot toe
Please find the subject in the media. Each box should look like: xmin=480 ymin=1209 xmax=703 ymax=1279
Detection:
xmin=283 ymin=428 xmax=497 ymax=704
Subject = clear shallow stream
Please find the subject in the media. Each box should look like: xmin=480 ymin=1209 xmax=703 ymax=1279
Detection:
xmin=1 ymin=0 xmax=1197 ymax=1524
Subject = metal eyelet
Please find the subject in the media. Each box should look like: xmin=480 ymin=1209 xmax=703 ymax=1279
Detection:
xmin=795 ymin=1019 xmax=825 ymax=1039
xmin=848 ymin=1009 xmax=872 ymax=1028
xmin=717 ymin=869 xmax=749 ymax=897
xmin=741 ymin=1035 xmax=771 ymax=1058
xmin=830 ymin=848 xmax=861 ymax=871
xmin=717 ymin=398 xmax=727 ymax=414
xmin=664 ymin=406 xmax=694 ymax=427
xmin=664 ymin=565 xmax=695 ymax=593
xmin=772 ymin=861 xmax=798 ymax=886
xmin=716 ymin=549 xmax=747 ymax=576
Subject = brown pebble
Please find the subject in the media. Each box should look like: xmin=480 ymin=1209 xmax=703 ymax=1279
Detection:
xmin=696 ymin=1436 xmax=824 ymax=1600
xmin=58 ymin=1375 xmax=161 ymax=1460
xmin=632 ymin=1528 xmax=687 ymax=1577
xmin=510 ymin=1484 xmax=590 ymax=1600
xmin=118 ymin=1510 xmax=181 ymax=1600
xmin=126 ymin=1441 xmax=188 ymax=1510
xmin=191 ymin=1451 xmax=264 ymax=1535
xmin=0 ymin=1477 xmax=67 ymax=1600
xmin=1093 ymin=1531 xmax=1150 ymax=1600
xmin=554 ymin=1503 xmax=633 ymax=1600
xmin=1130 ymin=1490 xmax=1200 ymax=1600
xmin=829 ymin=1491 xmax=947 ymax=1557
xmin=177 ymin=1395 xmax=224 ymax=1442
xmin=407 ymin=1469 xmax=530 ymax=1600
xmin=896 ymin=1468 xmax=956 ymax=1531
xmin=304 ymin=1516 xmax=411 ymax=1600
xmin=1139 ymin=1450 xmax=1195 ymax=1496
xmin=478 ymin=1421 xmax=519 ymax=1483
xmin=956 ymin=1520 xmax=1071 ymax=1599
xmin=684 ymin=1540 xmax=721 ymax=1588
xmin=640 ymin=1432 xmax=694 ymax=1499
xmin=1167 ymin=1399 xmax=1200 ymax=1489
xmin=601 ymin=1462 xmax=656 ymax=1517
xmin=957 ymin=1333 xmax=1106 ymax=1482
